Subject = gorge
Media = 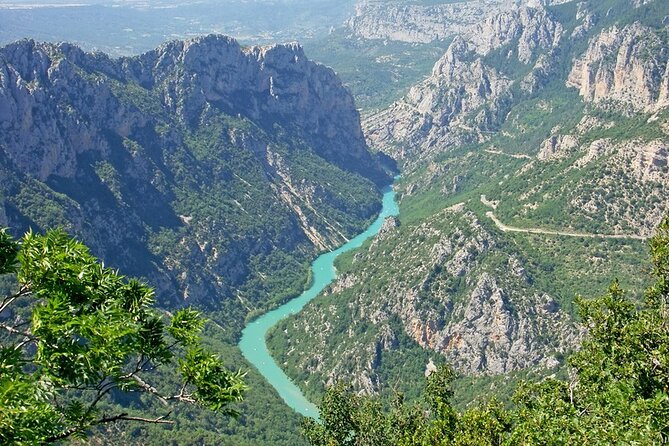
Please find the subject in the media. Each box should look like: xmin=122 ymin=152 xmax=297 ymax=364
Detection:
xmin=239 ymin=185 xmax=399 ymax=417
xmin=1 ymin=0 xmax=669 ymax=444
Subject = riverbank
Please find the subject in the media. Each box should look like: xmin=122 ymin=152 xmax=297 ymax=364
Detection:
xmin=238 ymin=185 xmax=399 ymax=418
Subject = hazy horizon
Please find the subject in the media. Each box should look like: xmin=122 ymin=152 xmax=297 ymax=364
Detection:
xmin=0 ymin=0 xmax=356 ymax=55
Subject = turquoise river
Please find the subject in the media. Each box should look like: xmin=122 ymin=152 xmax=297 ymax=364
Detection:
xmin=239 ymin=185 xmax=399 ymax=418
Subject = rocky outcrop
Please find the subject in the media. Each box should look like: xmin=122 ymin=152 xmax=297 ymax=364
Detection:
xmin=465 ymin=5 xmax=563 ymax=64
xmin=537 ymin=134 xmax=579 ymax=160
xmin=376 ymin=215 xmax=400 ymax=241
xmin=390 ymin=211 xmax=572 ymax=374
xmin=365 ymin=5 xmax=562 ymax=162
xmin=422 ymin=273 xmax=530 ymax=374
xmin=0 ymin=36 xmax=387 ymax=325
xmin=567 ymin=23 xmax=669 ymax=113
xmin=364 ymin=35 xmax=512 ymax=161
xmin=0 ymin=42 xmax=139 ymax=182
xmin=629 ymin=139 xmax=669 ymax=182
xmin=345 ymin=0 xmax=513 ymax=44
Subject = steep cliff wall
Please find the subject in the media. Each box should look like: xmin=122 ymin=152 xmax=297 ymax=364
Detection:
xmin=364 ymin=4 xmax=563 ymax=162
xmin=567 ymin=23 xmax=669 ymax=113
xmin=0 ymin=36 xmax=388 ymax=333
xmin=345 ymin=0 xmax=512 ymax=44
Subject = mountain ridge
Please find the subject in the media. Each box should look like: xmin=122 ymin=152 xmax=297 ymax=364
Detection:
xmin=268 ymin=0 xmax=669 ymax=405
xmin=0 ymin=34 xmax=389 ymax=327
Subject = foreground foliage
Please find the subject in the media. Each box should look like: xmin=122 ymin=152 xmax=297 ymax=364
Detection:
xmin=305 ymin=217 xmax=669 ymax=445
xmin=0 ymin=229 xmax=246 ymax=444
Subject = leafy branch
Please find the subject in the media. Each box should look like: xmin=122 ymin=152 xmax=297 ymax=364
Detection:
xmin=0 ymin=228 xmax=247 ymax=444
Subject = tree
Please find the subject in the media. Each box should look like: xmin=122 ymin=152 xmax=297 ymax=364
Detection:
xmin=511 ymin=218 xmax=669 ymax=445
xmin=0 ymin=228 xmax=246 ymax=444
xmin=304 ymin=216 xmax=669 ymax=445
xmin=301 ymin=366 xmax=508 ymax=446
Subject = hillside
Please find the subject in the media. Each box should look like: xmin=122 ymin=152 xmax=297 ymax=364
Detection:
xmin=268 ymin=0 xmax=669 ymax=406
xmin=0 ymin=35 xmax=389 ymax=444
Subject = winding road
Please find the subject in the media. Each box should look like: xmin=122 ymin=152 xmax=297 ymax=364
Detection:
xmin=481 ymin=196 xmax=647 ymax=240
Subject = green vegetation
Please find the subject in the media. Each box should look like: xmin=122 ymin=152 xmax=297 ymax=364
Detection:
xmin=304 ymin=31 xmax=447 ymax=112
xmin=268 ymin=196 xmax=651 ymax=404
xmin=0 ymin=228 xmax=245 ymax=444
xmin=105 ymin=324 xmax=309 ymax=446
xmin=304 ymin=218 xmax=669 ymax=444
xmin=1 ymin=33 xmax=389 ymax=444
xmin=268 ymin=0 xmax=669 ymax=417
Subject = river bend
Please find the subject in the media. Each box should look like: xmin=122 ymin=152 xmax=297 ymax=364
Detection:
xmin=239 ymin=185 xmax=399 ymax=418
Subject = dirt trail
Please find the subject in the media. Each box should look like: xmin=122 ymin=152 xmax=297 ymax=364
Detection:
xmin=481 ymin=196 xmax=647 ymax=240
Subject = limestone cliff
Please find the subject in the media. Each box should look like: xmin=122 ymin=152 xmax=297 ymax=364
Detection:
xmin=464 ymin=5 xmax=563 ymax=64
xmin=567 ymin=23 xmax=669 ymax=113
xmin=345 ymin=0 xmax=513 ymax=44
xmin=345 ymin=0 xmax=567 ymax=45
xmin=364 ymin=4 xmax=562 ymax=162
xmin=0 ymin=36 xmax=388 ymax=333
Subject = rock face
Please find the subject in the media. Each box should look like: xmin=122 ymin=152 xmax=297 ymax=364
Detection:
xmin=0 ymin=35 xmax=388 ymax=185
xmin=0 ymin=36 xmax=388 ymax=331
xmin=344 ymin=0 xmax=568 ymax=45
xmin=567 ymin=23 xmax=669 ymax=112
xmin=537 ymin=134 xmax=579 ymax=160
xmin=271 ymin=206 xmax=576 ymax=393
xmin=465 ymin=5 xmax=563 ymax=64
xmin=345 ymin=0 xmax=513 ymax=44
xmin=364 ymin=4 xmax=562 ymax=162
xmin=364 ymin=36 xmax=511 ymax=161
